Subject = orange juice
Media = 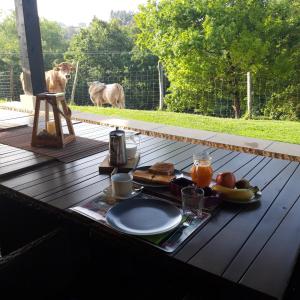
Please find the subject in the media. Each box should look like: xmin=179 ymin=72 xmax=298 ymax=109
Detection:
xmin=191 ymin=151 xmax=213 ymax=188
xmin=191 ymin=164 xmax=213 ymax=188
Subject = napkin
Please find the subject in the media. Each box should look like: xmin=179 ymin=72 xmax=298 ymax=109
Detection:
xmin=141 ymin=215 xmax=188 ymax=245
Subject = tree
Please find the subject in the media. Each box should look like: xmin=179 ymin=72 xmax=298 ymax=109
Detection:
xmin=0 ymin=11 xmax=19 ymax=69
xmin=65 ymin=17 xmax=158 ymax=108
xmin=135 ymin=0 xmax=300 ymax=118
xmin=39 ymin=18 xmax=70 ymax=69
xmin=65 ymin=18 xmax=133 ymax=79
xmin=110 ymin=10 xmax=134 ymax=26
xmin=0 ymin=11 xmax=72 ymax=71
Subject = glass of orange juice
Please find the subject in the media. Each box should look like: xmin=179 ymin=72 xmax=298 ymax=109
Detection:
xmin=191 ymin=150 xmax=213 ymax=188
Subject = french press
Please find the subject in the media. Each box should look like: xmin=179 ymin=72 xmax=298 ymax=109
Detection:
xmin=109 ymin=127 xmax=127 ymax=166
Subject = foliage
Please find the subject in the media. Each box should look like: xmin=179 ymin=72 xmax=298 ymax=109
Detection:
xmin=65 ymin=18 xmax=133 ymax=78
xmin=110 ymin=10 xmax=135 ymax=26
xmin=135 ymin=0 xmax=300 ymax=118
xmin=0 ymin=11 xmax=19 ymax=70
xmin=0 ymin=11 xmax=73 ymax=71
xmin=39 ymin=18 xmax=70 ymax=69
xmin=65 ymin=17 xmax=158 ymax=107
xmin=264 ymin=84 xmax=300 ymax=120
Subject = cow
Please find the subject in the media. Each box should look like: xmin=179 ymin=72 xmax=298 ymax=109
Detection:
xmin=20 ymin=62 xmax=75 ymax=94
xmin=88 ymin=81 xmax=125 ymax=109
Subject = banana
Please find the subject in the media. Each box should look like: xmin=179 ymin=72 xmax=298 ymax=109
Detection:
xmin=212 ymin=184 xmax=254 ymax=202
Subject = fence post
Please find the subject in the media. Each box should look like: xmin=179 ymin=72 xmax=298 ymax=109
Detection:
xmin=158 ymin=61 xmax=164 ymax=110
xmin=247 ymin=71 xmax=252 ymax=119
xmin=70 ymin=61 xmax=79 ymax=105
xmin=9 ymin=66 xmax=14 ymax=101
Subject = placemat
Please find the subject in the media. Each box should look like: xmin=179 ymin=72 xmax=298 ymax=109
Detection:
xmin=0 ymin=126 xmax=109 ymax=163
xmin=70 ymin=188 xmax=211 ymax=253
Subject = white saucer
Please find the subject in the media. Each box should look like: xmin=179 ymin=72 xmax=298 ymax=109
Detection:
xmin=112 ymin=189 xmax=142 ymax=200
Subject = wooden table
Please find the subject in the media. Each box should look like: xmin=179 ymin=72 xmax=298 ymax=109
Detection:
xmin=0 ymin=112 xmax=299 ymax=299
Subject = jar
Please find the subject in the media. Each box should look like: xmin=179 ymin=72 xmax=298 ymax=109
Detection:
xmin=191 ymin=150 xmax=213 ymax=188
xmin=125 ymin=131 xmax=140 ymax=159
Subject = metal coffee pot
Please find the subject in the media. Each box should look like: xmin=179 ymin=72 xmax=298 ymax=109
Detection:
xmin=109 ymin=127 xmax=127 ymax=166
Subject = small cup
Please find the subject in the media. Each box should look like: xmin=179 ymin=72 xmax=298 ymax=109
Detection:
xmin=181 ymin=186 xmax=204 ymax=218
xmin=111 ymin=173 xmax=133 ymax=198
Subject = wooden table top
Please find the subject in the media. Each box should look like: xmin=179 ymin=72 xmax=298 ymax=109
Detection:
xmin=0 ymin=112 xmax=299 ymax=300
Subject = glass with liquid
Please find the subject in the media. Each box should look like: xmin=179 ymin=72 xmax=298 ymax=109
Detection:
xmin=125 ymin=131 xmax=140 ymax=159
xmin=191 ymin=151 xmax=213 ymax=188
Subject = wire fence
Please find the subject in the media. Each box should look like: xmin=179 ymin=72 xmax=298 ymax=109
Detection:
xmin=0 ymin=52 xmax=299 ymax=119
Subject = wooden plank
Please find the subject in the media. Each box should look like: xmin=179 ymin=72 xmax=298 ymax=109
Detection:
xmin=8 ymin=136 xmax=165 ymax=197
xmin=48 ymin=145 xmax=217 ymax=209
xmin=240 ymin=192 xmax=300 ymax=299
xmin=224 ymin=164 xmax=300 ymax=282
xmin=0 ymin=156 xmax=54 ymax=177
xmin=39 ymin=142 xmax=203 ymax=208
xmin=45 ymin=176 xmax=111 ymax=208
xmin=187 ymin=161 xmax=295 ymax=278
xmin=138 ymin=142 xmax=195 ymax=166
xmin=0 ymin=145 xmax=26 ymax=155
xmin=0 ymin=136 xmax=161 ymax=190
xmin=25 ymin=141 xmax=186 ymax=202
xmin=0 ymin=151 xmax=44 ymax=166
xmin=175 ymin=157 xmax=289 ymax=263
xmin=213 ymin=152 xmax=259 ymax=176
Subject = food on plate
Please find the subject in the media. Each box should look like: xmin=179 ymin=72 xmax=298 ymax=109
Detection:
xmin=149 ymin=162 xmax=175 ymax=176
xmin=212 ymin=184 xmax=255 ymax=202
xmin=215 ymin=172 xmax=236 ymax=188
xmin=133 ymin=169 xmax=175 ymax=185
xmin=235 ymin=179 xmax=251 ymax=189
xmin=203 ymin=186 xmax=217 ymax=197
xmin=169 ymin=177 xmax=194 ymax=196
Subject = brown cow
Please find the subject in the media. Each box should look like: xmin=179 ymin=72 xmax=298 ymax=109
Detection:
xmin=88 ymin=81 xmax=125 ymax=108
xmin=20 ymin=62 xmax=75 ymax=94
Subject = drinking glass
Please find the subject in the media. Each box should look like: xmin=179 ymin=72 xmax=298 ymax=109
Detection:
xmin=181 ymin=186 xmax=205 ymax=218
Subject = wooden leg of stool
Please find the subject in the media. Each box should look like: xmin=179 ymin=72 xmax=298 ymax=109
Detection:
xmin=61 ymin=99 xmax=75 ymax=137
xmin=31 ymin=97 xmax=41 ymax=147
xmin=52 ymin=98 xmax=64 ymax=148
xmin=45 ymin=101 xmax=49 ymax=128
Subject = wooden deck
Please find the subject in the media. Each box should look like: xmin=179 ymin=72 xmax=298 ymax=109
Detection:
xmin=0 ymin=110 xmax=300 ymax=299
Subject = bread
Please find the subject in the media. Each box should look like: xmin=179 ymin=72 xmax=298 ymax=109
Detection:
xmin=148 ymin=162 xmax=175 ymax=176
xmin=133 ymin=169 xmax=175 ymax=185
xmin=151 ymin=174 xmax=175 ymax=185
xmin=132 ymin=170 xmax=154 ymax=183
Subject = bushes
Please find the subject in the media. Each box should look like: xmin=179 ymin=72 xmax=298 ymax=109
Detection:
xmin=264 ymin=85 xmax=300 ymax=120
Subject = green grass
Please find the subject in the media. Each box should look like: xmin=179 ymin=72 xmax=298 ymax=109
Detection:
xmin=69 ymin=105 xmax=297 ymax=144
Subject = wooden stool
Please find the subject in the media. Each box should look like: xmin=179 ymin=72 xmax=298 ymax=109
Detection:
xmin=31 ymin=92 xmax=76 ymax=148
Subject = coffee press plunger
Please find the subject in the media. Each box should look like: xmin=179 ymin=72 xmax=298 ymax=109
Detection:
xmin=109 ymin=127 xmax=127 ymax=166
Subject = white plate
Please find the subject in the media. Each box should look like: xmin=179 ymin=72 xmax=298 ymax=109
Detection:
xmin=106 ymin=197 xmax=182 ymax=235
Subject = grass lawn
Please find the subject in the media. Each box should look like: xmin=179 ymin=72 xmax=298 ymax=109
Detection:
xmin=71 ymin=106 xmax=300 ymax=144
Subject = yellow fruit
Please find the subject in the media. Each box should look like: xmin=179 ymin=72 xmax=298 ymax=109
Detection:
xmin=212 ymin=184 xmax=254 ymax=202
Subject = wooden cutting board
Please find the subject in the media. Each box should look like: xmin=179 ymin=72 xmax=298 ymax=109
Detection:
xmin=99 ymin=152 xmax=140 ymax=174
